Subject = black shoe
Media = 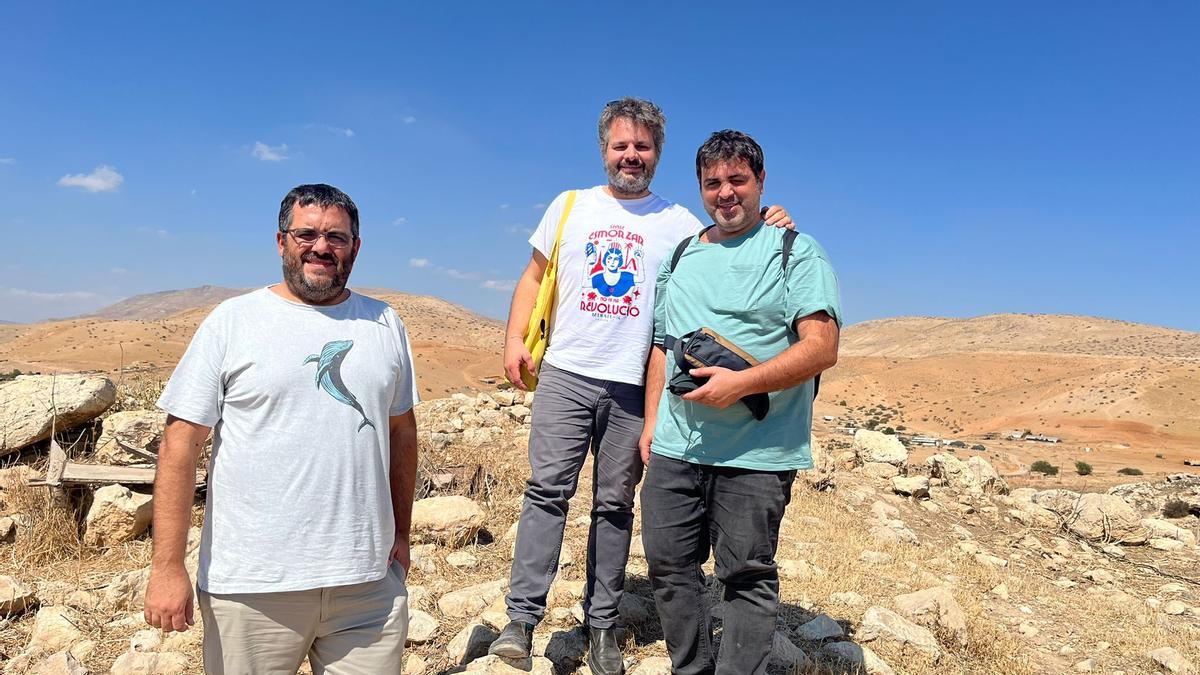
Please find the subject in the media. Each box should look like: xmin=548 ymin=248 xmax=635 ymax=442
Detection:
xmin=587 ymin=626 xmax=624 ymax=675
xmin=489 ymin=620 xmax=534 ymax=658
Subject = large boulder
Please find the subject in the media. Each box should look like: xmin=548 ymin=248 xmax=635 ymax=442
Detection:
xmin=83 ymin=485 xmax=153 ymax=547
xmin=93 ymin=410 xmax=167 ymax=465
xmin=1031 ymin=490 xmax=1149 ymax=544
xmin=410 ymin=496 xmax=486 ymax=547
xmin=0 ymin=374 xmax=116 ymax=456
xmin=1141 ymin=518 xmax=1197 ymax=545
xmin=27 ymin=606 xmax=84 ymax=654
xmin=853 ymin=430 xmax=908 ymax=466
xmin=925 ymin=454 xmax=1008 ymax=495
xmin=28 ymin=651 xmax=89 ymax=675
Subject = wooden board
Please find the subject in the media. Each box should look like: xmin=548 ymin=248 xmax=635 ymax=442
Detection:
xmin=28 ymin=463 xmax=205 ymax=486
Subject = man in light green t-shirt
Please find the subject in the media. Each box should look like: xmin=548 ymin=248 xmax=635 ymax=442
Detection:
xmin=638 ymin=130 xmax=842 ymax=675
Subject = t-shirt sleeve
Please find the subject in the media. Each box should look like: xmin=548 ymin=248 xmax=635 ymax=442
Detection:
xmin=390 ymin=311 xmax=419 ymax=415
xmin=785 ymin=236 xmax=843 ymax=332
xmin=156 ymin=307 xmax=229 ymax=427
xmin=527 ymin=190 xmax=572 ymax=259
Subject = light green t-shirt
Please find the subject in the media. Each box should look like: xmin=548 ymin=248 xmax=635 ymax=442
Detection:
xmin=650 ymin=223 xmax=842 ymax=471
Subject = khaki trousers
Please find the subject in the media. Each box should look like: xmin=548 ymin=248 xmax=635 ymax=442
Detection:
xmin=199 ymin=563 xmax=408 ymax=674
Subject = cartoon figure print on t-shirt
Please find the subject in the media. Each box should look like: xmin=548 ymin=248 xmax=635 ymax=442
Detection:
xmin=304 ymin=339 xmax=376 ymax=432
xmin=580 ymin=225 xmax=645 ymax=318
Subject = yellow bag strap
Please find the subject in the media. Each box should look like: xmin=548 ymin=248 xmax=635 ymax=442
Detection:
xmin=545 ymin=190 xmax=576 ymax=269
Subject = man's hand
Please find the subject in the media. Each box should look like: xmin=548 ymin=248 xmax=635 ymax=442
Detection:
xmin=680 ymin=366 xmax=748 ymax=409
xmin=390 ymin=535 xmax=411 ymax=573
xmin=144 ymin=564 xmax=195 ymax=633
xmin=638 ymin=427 xmax=654 ymax=466
xmin=761 ymin=205 xmax=795 ymax=230
xmin=503 ymin=338 xmax=535 ymax=391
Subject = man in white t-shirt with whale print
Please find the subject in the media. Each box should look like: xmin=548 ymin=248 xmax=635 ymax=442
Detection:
xmin=493 ymin=97 xmax=793 ymax=674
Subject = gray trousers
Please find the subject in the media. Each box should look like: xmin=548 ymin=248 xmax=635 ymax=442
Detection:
xmin=505 ymin=362 xmax=645 ymax=629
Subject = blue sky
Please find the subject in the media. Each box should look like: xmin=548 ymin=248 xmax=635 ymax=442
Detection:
xmin=2 ymin=2 xmax=1197 ymax=329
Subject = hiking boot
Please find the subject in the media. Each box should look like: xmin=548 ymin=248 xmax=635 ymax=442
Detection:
xmin=489 ymin=620 xmax=534 ymax=658
xmin=587 ymin=626 xmax=624 ymax=675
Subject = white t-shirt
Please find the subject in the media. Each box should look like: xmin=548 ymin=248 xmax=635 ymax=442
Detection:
xmin=530 ymin=186 xmax=703 ymax=385
xmin=157 ymin=288 xmax=419 ymax=594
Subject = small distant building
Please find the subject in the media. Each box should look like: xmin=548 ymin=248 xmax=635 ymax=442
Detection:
xmin=1025 ymin=434 xmax=1061 ymax=444
xmin=836 ymin=426 xmax=857 ymax=436
xmin=1184 ymin=459 xmax=1200 ymax=467
xmin=911 ymin=436 xmax=940 ymax=447
xmin=1005 ymin=430 xmax=1028 ymax=441
xmin=823 ymin=415 xmax=836 ymax=422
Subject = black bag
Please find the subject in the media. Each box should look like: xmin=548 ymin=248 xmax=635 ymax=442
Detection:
xmin=666 ymin=226 xmax=820 ymax=401
xmin=665 ymin=328 xmax=771 ymax=421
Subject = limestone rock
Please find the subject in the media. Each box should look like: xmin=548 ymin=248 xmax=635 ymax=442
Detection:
xmin=109 ymin=651 xmax=189 ymax=675
xmin=407 ymin=609 xmax=440 ymax=645
xmin=891 ymin=476 xmax=930 ymax=499
xmin=93 ymin=410 xmax=167 ymax=464
xmin=769 ymin=631 xmax=807 ymax=669
xmin=83 ymin=484 xmax=153 ymax=547
xmin=438 ymin=579 xmax=508 ymax=618
xmin=0 ymin=575 xmax=36 ymax=616
xmin=821 ymin=641 xmax=896 ymax=675
xmin=0 ymin=374 xmax=116 ymax=456
xmin=460 ymin=655 xmax=555 ymax=674
xmin=859 ymin=551 xmax=894 ymax=565
xmin=893 ymin=587 xmax=967 ymax=644
xmin=858 ymin=606 xmax=942 ymax=659
xmin=493 ymin=391 xmax=517 ymax=407
xmin=411 ymin=496 xmax=486 ymax=547
xmin=1142 ymin=518 xmax=1197 ymax=545
xmin=862 ymin=462 xmax=901 ymax=479
xmin=1146 ymin=647 xmax=1194 ymax=673
xmin=629 ymin=656 xmax=673 ymax=674
xmin=128 ymin=629 xmax=161 ymax=652
xmin=854 ymin=430 xmax=908 ymax=466
xmin=794 ymin=613 xmax=844 ymax=641
xmin=448 ymin=621 xmax=498 ymax=666
xmin=924 ymin=454 xmax=1008 ymax=495
xmin=28 ymin=606 xmax=83 ymax=654
xmin=29 ymin=651 xmax=89 ymax=675
xmin=1031 ymin=490 xmax=1148 ymax=543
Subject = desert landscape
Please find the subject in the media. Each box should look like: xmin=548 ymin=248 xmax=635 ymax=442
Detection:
xmin=0 ymin=288 xmax=1197 ymax=674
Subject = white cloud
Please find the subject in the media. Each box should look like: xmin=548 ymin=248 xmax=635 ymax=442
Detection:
xmin=0 ymin=158 xmax=14 ymax=165
xmin=482 ymin=280 xmax=516 ymax=292
xmin=499 ymin=203 xmax=510 ymax=210
xmin=392 ymin=217 xmax=407 ymax=226
xmin=409 ymin=258 xmax=430 ymax=268
xmin=532 ymin=202 xmax=546 ymax=210
xmin=136 ymin=226 xmax=170 ymax=239
xmin=408 ymin=258 xmax=482 ymax=281
xmin=252 ymin=141 xmax=289 ymax=162
xmin=0 ymin=287 xmax=113 ymax=323
xmin=328 ymin=125 xmax=354 ymax=137
xmin=58 ymin=165 xmax=124 ymax=193
xmin=506 ymin=224 xmax=534 ymax=237
xmin=444 ymin=268 xmax=476 ymax=281
xmin=402 ymin=116 xmax=417 ymax=124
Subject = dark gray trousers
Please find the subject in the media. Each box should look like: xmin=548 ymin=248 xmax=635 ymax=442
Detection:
xmin=504 ymin=362 xmax=645 ymax=629
xmin=641 ymin=453 xmax=796 ymax=675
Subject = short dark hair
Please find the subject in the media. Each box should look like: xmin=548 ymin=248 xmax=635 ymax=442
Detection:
xmin=695 ymin=129 xmax=764 ymax=180
xmin=598 ymin=97 xmax=666 ymax=154
xmin=278 ymin=183 xmax=360 ymax=238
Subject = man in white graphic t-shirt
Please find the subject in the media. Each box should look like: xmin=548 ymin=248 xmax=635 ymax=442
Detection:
xmin=143 ymin=184 xmax=419 ymax=673
xmin=492 ymin=98 xmax=792 ymax=674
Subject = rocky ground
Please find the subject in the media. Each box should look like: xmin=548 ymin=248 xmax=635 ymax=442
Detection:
xmin=1 ymin=374 xmax=1198 ymax=674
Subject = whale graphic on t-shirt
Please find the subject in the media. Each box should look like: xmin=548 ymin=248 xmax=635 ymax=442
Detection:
xmin=303 ymin=339 xmax=376 ymax=432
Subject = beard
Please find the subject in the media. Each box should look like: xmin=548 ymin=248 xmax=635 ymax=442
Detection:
xmin=605 ymin=158 xmax=656 ymax=196
xmin=281 ymin=245 xmax=355 ymax=304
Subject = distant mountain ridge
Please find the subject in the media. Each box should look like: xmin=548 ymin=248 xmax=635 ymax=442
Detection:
xmin=89 ymin=285 xmax=250 ymax=321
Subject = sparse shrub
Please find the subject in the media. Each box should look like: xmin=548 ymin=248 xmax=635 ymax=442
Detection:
xmin=838 ymin=400 xmax=847 ymax=406
xmin=882 ymin=427 xmax=895 ymax=435
xmin=895 ymin=425 xmax=906 ymax=431
xmin=1117 ymin=467 xmax=1143 ymax=476
xmin=971 ymin=444 xmax=986 ymax=451
xmin=1074 ymin=461 xmax=1093 ymax=476
xmin=0 ymin=368 xmax=20 ymax=382
xmin=1031 ymin=460 xmax=1059 ymax=476
xmin=864 ymin=419 xmax=879 ymax=430
xmin=1155 ymin=453 xmax=1164 ymax=459
xmin=1163 ymin=500 xmax=1191 ymax=519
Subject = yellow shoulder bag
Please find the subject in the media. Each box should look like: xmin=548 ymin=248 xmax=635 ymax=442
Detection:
xmin=521 ymin=190 xmax=577 ymax=390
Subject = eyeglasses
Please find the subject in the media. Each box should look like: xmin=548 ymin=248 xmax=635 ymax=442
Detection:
xmin=283 ymin=229 xmax=355 ymax=248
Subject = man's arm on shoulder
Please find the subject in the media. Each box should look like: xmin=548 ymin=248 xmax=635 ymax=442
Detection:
xmin=682 ymin=312 xmax=839 ymax=408
xmin=144 ymin=415 xmax=210 ymax=632
xmin=502 ymin=249 xmax=549 ymax=391
xmin=388 ymin=409 xmax=419 ymax=572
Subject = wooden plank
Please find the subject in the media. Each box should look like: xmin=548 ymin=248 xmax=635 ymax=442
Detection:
xmin=115 ymin=438 xmax=159 ymax=462
xmin=45 ymin=439 xmax=67 ymax=487
xmin=28 ymin=463 xmax=205 ymax=486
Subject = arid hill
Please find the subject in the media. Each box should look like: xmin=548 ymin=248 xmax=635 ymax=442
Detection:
xmin=88 ymin=285 xmax=248 ymax=322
